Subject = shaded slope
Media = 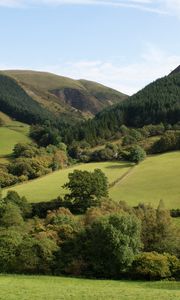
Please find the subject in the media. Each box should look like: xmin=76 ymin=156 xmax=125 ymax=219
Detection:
xmin=2 ymin=70 xmax=127 ymax=117
xmin=0 ymin=74 xmax=55 ymax=125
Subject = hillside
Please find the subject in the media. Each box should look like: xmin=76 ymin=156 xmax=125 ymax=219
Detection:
xmin=0 ymin=74 xmax=56 ymax=125
xmin=3 ymin=152 xmax=180 ymax=209
xmin=0 ymin=111 xmax=31 ymax=157
xmin=67 ymin=66 xmax=180 ymax=145
xmin=1 ymin=70 xmax=127 ymax=119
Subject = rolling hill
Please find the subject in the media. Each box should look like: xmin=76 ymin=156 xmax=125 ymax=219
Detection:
xmin=1 ymin=70 xmax=127 ymax=121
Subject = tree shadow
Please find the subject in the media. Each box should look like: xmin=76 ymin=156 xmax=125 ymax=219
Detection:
xmin=105 ymin=163 xmax=133 ymax=169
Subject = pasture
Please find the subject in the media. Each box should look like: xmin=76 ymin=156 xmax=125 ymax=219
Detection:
xmin=0 ymin=275 xmax=179 ymax=300
xmin=2 ymin=151 xmax=180 ymax=209
xmin=0 ymin=111 xmax=30 ymax=156
xmin=0 ymin=127 xmax=30 ymax=156
xmin=3 ymin=161 xmax=132 ymax=202
xmin=109 ymin=151 xmax=180 ymax=209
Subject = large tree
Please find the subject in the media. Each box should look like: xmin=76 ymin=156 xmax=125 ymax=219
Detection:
xmin=63 ymin=169 xmax=108 ymax=212
xmin=57 ymin=213 xmax=141 ymax=278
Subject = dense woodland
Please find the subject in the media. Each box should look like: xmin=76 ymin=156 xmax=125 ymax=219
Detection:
xmin=63 ymin=72 xmax=180 ymax=145
xmin=0 ymin=177 xmax=179 ymax=280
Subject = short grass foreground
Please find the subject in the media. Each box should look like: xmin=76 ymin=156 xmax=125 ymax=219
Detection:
xmin=0 ymin=275 xmax=179 ymax=300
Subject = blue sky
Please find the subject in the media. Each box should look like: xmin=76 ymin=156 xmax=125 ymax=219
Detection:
xmin=0 ymin=0 xmax=180 ymax=94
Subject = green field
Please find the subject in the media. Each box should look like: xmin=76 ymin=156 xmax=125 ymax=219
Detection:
xmin=3 ymin=152 xmax=180 ymax=208
xmin=173 ymin=217 xmax=180 ymax=226
xmin=109 ymin=151 xmax=180 ymax=209
xmin=2 ymin=151 xmax=180 ymax=208
xmin=0 ymin=127 xmax=30 ymax=156
xmin=0 ymin=275 xmax=179 ymax=300
xmin=3 ymin=161 xmax=132 ymax=202
xmin=0 ymin=111 xmax=30 ymax=157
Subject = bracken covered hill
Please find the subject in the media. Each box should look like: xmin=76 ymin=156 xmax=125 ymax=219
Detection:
xmin=1 ymin=70 xmax=127 ymax=122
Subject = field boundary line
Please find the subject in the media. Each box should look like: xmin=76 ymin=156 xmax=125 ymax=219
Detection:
xmin=109 ymin=165 xmax=136 ymax=189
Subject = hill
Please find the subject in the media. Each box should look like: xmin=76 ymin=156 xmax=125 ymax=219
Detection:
xmin=1 ymin=70 xmax=127 ymax=120
xmin=67 ymin=66 xmax=180 ymax=145
xmin=0 ymin=74 xmax=56 ymax=125
xmin=3 ymin=152 xmax=180 ymax=209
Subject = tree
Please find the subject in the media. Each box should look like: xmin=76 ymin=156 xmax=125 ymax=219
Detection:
xmin=128 ymin=145 xmax=146 ymax=163
xmin=3 ymin=191 xmax=31 ymax=217
xmin=57 ymin=214 xmax=141 ymax=278
xmin=135 ymin=202 xmax=180 ymax=257
xmin=15 ymin=236 xmax=58 ymax=274
xmin=63 ymin=169 xmax=108 ymax=212
xmin=132 ymin=252 xmax=171 ymax=280
xmin=13 ymin=142 xmax=39 ymax=158
xmin=0 ymin=228 xmax=23 ymax=273
xmin=0 ymin=203 xmax=24 ymax=228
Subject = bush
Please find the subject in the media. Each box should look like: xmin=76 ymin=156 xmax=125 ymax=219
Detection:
xmin=0 ymin=170 xmax=18 ymax=188
xmin=127 ymin=145 xmax=146 ymax=163
xmin=132 ymin=252 xmax=180 ymax=280
xmin=15 ymin=236 xmax=58 ymax=274
xmin=151 ymin=132 xmax=180 ymax=154
xmin=3 ymin=191 xmax=31 ymax=218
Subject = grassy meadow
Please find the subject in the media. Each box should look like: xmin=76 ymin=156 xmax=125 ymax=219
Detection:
xmin=0 ymin=111 xmax=30 ymax=156
xmin=2 ymin=151 xmax=180 ymax=208
xmin=109 ymin=151 xmax=180 ymax=209
xmin=0 ymin=127 xmax=30 ymax=156
xmin=3 ymin=161 xmax=132 ymax=202
xmin=0 ymin=275 xmax=179 ymax=300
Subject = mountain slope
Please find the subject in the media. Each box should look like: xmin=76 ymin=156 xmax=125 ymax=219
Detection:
xmin=2 ymin=70 xmax=127 ymax=118
xmin=65 ymin=66 xmax=180 ymax=144
xmin=0 ymin=74 xmax=55 ymax=125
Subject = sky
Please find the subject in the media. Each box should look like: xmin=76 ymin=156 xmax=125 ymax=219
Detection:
xmin=0 ymin=0 xmax=180 ymax=95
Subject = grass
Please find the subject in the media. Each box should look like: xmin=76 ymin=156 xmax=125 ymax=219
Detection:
xmin=109 ymin=151 xmax=180 ymax=209
xmin=0 ymin=275 xmax=179 ymax=300
xmin=0 ymin=111 xmax=30 ymax=157
xmin=173 ymin=217 xmax=180 ymax=227
xmin=3 ymin=161 xmax=132 ymax=202
xmin=2 ymin=150 xmax=180 ymax=208
xmin=0 ymin=127 xmax=30 ymax=156
xmin=2 ymin=70 xmax=87 ymax=91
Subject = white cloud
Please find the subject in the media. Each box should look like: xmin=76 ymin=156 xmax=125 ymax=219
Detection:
xmin=25 ymin=45 xmax=179 ymax=95
xmin=1 ymin=45 xmax=180 ymax=95
xmin=0 ymin=0 xmax=179 ymax=16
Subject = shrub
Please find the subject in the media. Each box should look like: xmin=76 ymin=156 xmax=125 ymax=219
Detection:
xmin=128 ymin=145 xmax=146 ymax=163
xmin=132 ymin=252 xmax=180 ymax=280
